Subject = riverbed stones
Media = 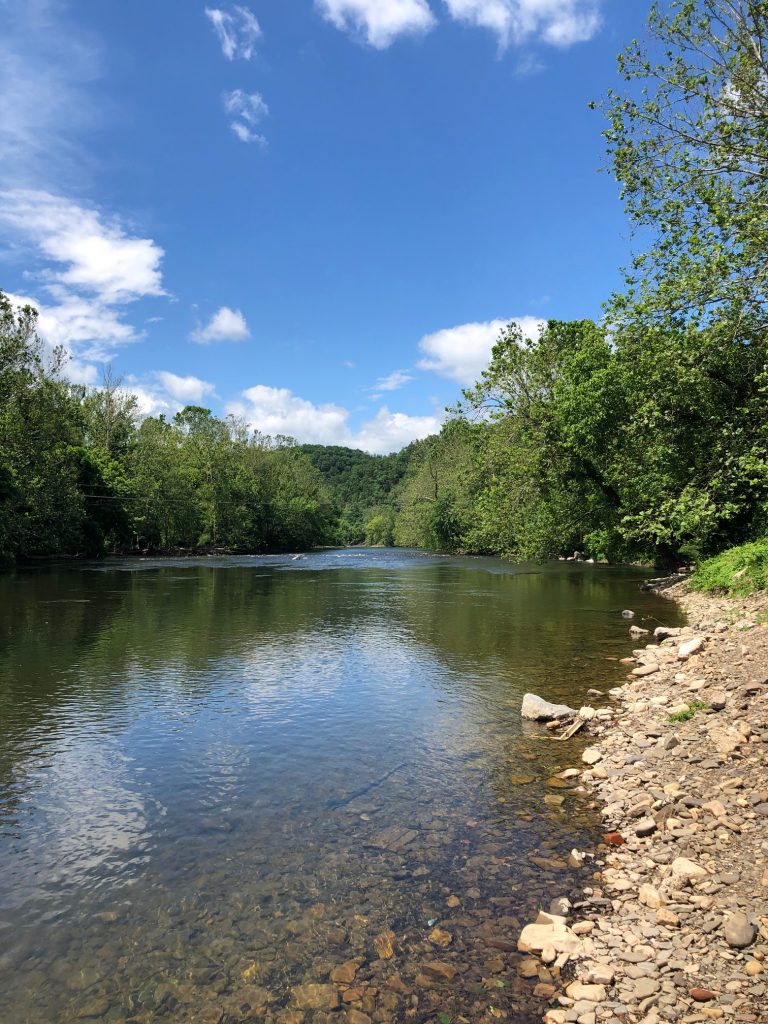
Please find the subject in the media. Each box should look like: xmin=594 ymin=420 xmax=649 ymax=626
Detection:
xmin=521 ymin=693 xmax=578 ymax=721
xmin=329 ymin=961 xmax=359 ymax=984
xmin=512 ymin=579 xmax=768 ymax=1024
xmin=428 ymin=926 xmax=452 ymax=948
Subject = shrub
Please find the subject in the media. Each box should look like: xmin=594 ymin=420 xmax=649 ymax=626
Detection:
xmin=690 ymin=539 xmax=768 ymax=596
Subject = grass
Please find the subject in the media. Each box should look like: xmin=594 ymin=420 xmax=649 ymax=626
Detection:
xmin=668 ymin=699 xmax=710 ymax=722
xmin=690 ymin=539 xmax=768 ymax=596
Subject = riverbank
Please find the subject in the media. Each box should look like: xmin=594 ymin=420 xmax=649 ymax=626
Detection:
xmin=520 ymin=579 xmax=768 ymax=1024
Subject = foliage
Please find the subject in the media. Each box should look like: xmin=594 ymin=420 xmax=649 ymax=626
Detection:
xmin=598 ymin=0 xmax=768 ymax=326
xmin=668 ymin=700 xmax=710 ymax=722
xmin=0 ymin=291 xmax=337 ymax=561
xmin=300 ymin=444 xmax=412 ymax=545
xmin=690 ymin=538 xmax=768 ymax=594
xmin=394 ymin=421 xmax=483 ymax=552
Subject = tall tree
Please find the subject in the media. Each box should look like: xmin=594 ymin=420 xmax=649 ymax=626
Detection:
xmin=600 ymin=0 xmax=768 ymax=323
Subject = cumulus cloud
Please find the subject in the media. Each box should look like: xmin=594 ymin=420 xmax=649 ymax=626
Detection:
xmin=191 ymin=306 xmax=250 ymax=343
xmin=442 ymin=0 xmax=602 ymax=48
xmin=0 ymin=189 xmax=165 ymax=303
xmin=125 ymin=372 xmax=216 ymax=419
xmin=1 ymin=191 xmax=166 ymax=367
xmin=417 ymin=316 xmax=544 ymax=385
xmin=354 ymin=407 xmax=441 ymax=453
xmin=227 ymin=385 xmax=441 ymax=453
xmin=315 ymin=0 xmax=436 ymax=48
xmin=153 ymin=371 xmax=216 ymax=403
xmin=223 ymin=89 xmax=269 ymax=144
xmin=205 ymin=5 xmax=262 ymax=60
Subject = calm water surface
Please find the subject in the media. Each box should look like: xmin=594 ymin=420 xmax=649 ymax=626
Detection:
xmin=0 ymin=550 xmax=682 ymax=1023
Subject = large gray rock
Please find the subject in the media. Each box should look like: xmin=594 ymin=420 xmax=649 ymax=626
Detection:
xmin=724 ymin=912 xmax=757 ymax=949
xmin=521 ymin=693 xmax=577 ymax=721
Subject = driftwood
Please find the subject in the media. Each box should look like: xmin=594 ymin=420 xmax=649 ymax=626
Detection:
xmin=544 ymin=715 xmax=588 ymax=740
xmin=556 ymin=716 xmax=587 ymax=740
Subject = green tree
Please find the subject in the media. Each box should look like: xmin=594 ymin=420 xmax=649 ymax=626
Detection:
xmin=599 ymin=0 xmax=768 ymax=324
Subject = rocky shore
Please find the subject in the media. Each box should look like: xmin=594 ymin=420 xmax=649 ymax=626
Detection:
xmin=517 ymin=580 xmax=768 ymax=1024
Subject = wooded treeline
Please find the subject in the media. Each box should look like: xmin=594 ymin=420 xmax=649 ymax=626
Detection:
xmin=2 ymin=1 xmax=766 ymax=567
xmin=0 ymin=295 xmax=337 ymax=562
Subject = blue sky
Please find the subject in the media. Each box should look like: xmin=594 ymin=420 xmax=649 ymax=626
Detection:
xmin=0 ymin=0 xmax=650 ymax=453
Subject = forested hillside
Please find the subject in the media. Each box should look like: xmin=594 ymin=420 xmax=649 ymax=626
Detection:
xmin=298 ymin=444 xmax=413 ymax=545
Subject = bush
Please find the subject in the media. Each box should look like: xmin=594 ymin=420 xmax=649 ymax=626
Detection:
xmin=690 ymin=539 xmax=768 ymax=596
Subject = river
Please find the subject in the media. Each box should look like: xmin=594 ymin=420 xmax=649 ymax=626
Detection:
xmin=0 ymin=549 xmax=682 ymax=1023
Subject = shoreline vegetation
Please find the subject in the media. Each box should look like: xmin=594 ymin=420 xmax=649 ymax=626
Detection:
xmin=515 ymin=574 xmax=768 ymax=1024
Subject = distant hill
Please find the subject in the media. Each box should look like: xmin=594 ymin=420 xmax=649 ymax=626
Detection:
xmin=299 ymin=444 xmax=413 ymax=509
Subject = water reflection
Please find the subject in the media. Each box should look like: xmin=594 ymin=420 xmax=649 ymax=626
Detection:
xmin=0 ymin=550 xmax=682 ymax=1023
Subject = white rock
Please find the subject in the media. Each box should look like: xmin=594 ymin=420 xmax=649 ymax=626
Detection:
xmin=582 ymin=747 xmax=602 ymax=765
xmin=638 ymin=884 xmax=663 ymax=909
xmin=578 ymin=706 xmax=596 ymax=720
xmin=566 ymin=982 xmax=607 ymax=1001
xmin=543 ymin=1011 xmax=567 ymax=1024
xmin=518 ymin=912 xmax=583 ymax=956
xmin=521 ymin=693 xmax=577 ymax=721
xmin=677 ymin=636 xmax=704 ymax=660
xmin=583 ymin=963 xmax=615 ymax=985
xmin=670 ymin=857 xmax=708 ymax=884
xmin=708 ymin=724 xmax=743 ymax=755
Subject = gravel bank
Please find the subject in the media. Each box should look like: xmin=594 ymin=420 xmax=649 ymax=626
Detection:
xmin=520 ymin=580 xmax=768 ymax=1024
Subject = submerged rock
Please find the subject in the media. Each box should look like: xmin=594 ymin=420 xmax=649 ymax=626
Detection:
xmin=521 ymin=693 xmax=577 ymax=721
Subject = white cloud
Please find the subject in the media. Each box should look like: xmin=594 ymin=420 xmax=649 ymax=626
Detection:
xmin=0 ymin=191 xmax=166 ymax=366
xmin=127 ymin=383 xmax=181 ymax=420
xmin=315 ymin=0 xmax=436 ymax=48
xmin=227 ymin=385 xmax=440 ymax=453
xmin=126 ymin=372 xmax=216 ymax=419
xmin=0 ymin=189 xmax=165 ymax=304
xmin=355 ymin=407 xmax=441 ymax=452
xmin=191 ymin=306 xmax=250 ymax=343
xmin=223 ymin=89 xmax=269 ymax=144
xmin=417 ymin=315 xmax=544 ymax=385
xmin=205 ymin=5 xmax=262 ymax=60
xmin=372 ymin=369 xmax=414 ymax=392
xmin=442 ymin=0 xmax=602 ymax=48
xmin=153 ymin=371 xmax=216 ymax=403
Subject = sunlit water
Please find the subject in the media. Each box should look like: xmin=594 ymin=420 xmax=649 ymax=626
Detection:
xmin=0 ymin=549 xmax=682 ymax=1023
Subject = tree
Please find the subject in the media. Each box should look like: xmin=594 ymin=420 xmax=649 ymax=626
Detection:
xmin=599 ymin=0 xmax=768 ymax=324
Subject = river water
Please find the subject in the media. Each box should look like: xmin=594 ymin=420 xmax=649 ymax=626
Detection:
xmin=0 ymin=549 xmax=681 ymax=1024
